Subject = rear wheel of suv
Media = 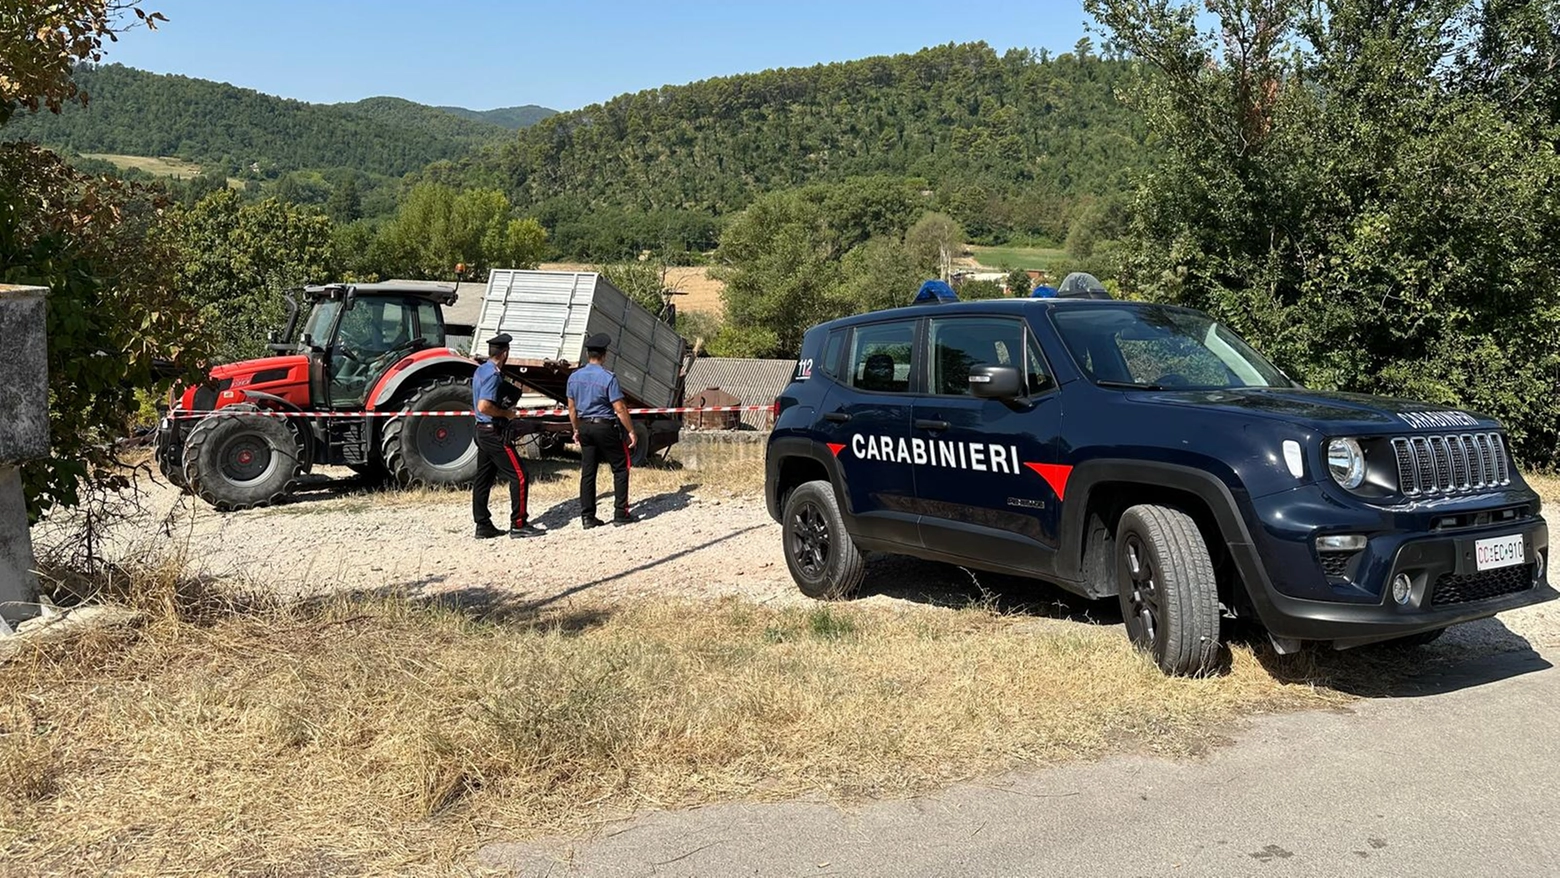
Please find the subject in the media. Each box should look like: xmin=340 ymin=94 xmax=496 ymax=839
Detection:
xmin=1116 ymin=504 xmax=1223 ymax=676
xmin=782 ymin=480 xmax=865 ymax=600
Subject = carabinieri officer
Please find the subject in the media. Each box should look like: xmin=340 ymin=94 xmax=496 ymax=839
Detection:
xmin=567 ymin=333 xmax=638 ymax=528
xmin=472 ymin=333 xmax=542 ymax=539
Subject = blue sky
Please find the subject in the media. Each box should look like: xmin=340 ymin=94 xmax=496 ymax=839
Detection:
xmin=104 ymin=0 xmax=1096 ymax=111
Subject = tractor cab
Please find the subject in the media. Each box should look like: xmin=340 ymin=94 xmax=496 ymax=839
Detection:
xmin=268 ymin=282 xmax=458 ymax=409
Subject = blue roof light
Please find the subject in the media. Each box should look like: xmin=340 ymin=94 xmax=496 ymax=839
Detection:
xmin=914 ymin=279 xmax=959 ymax=304
xmin=1030 ymin=284 xmax=1058 ymax=298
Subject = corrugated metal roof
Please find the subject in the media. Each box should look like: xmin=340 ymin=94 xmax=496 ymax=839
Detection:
xmin=684 ymin=357 xmax=795 ymax=429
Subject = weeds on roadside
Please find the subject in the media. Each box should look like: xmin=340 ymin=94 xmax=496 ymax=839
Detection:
xmin=0 ymin=562 xmax=1342 ymax=874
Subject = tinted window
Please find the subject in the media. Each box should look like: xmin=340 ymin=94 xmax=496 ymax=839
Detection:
xmin=821 ymin=328 xmax=848 ymax=378
xmin=415 ymin=301 xmax=446 ymax=347
xmin=929 ymin=317 xmax=1026 ymax=396
xmin=1025 ymin=331 xmax=1053 ymax=395
xmin=339 ymin=299 xmax=413 ymax=353
xmin=302 ymin=300 xmax=340 ymax=344
xmin=849 ymin=321 xmax=916 ymax=393
xmin=1051 ymin=306 xmax=1291 ymax=389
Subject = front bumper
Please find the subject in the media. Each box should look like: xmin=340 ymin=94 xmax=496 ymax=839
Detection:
xmin=1235 ymin=514 xmax=1553 ymax=647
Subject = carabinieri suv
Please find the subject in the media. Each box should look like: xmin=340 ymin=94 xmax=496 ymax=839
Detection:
xmin=764 ymin=278 xmax=1554 ymax=675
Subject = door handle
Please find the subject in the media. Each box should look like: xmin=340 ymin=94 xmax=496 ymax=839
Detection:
xmin=914 ymin=419 xmax=950 ymax=431
xmin=824 ymin=411 xmax=852 ymax=423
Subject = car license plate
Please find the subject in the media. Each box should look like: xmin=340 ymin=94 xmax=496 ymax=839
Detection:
xmin=1475 ymin=534 xmax=1525 ymax=571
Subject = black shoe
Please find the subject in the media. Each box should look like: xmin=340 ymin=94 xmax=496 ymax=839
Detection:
xmin=581 ymin=515 xmax=606 ymax=530
xmin=475 ymin=523 xmax=505 ymax=539
xmin=510 ymin=524 xmax=545 ymax=539
xmin=612 ymin=511 xmax=640 ymax=526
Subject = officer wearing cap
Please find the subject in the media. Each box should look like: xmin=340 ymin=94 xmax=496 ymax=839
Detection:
xmin=472 ymin=333 xmax=542 ymax=539
xmin=567 ymin=333 xmax=637 ymax=528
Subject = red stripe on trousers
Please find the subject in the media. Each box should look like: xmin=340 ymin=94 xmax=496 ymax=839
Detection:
xmin=504 ymin=444 xmax=528 ymax=527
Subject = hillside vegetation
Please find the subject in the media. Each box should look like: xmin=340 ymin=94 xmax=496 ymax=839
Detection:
xmin=437 ymin=104 xmax=556 ymax=129
xmin=427 ymin=41 xmax=1148 ymax=253
xmin=1 ymin=64 xmax=546 ymax=178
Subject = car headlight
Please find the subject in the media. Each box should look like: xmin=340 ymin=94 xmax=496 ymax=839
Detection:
xmin=1327 ymin=438 xmax=1366 ymax=490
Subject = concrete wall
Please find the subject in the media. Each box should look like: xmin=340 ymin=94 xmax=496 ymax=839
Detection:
xmin=0 ymin=284 xmax=49 ymax=628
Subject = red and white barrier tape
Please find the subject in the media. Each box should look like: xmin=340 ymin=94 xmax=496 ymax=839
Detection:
xmin=168 ymin=404 xmax=775 ymax=420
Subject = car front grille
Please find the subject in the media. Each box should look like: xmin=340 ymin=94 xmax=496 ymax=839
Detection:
xmin=1392 ymin=433 xmax=1510 ymax=496
xmin=1319 ymin=551 xmax=1356 ymax=578
xmin=1429 ymin=564 xmax=1534 ymax=606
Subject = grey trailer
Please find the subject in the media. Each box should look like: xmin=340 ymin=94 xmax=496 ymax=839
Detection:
xmin=473 ymin=269 xmax=691 ymax=462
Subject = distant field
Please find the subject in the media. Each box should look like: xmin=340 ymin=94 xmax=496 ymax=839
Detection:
xmin=540 ymin=262 xmax=726 ymax=315
xmin=81 ymin=153 xmax=244 ymax=189
xmin=967 ymin=244 xmax=1068 ymax=271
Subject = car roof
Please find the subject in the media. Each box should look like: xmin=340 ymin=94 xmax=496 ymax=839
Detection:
xmin=815 ymin=296 xmax=1183 ymax=330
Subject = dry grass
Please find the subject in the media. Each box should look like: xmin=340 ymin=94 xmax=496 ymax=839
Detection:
xmin=539 ymin=261 xmax=726 ymax=315
xmin=1529 ymin=473 xmax=1559 ymax=508
xmin=1 ymin=555 xmax=1349 ymax=874
xmin=79 ymin=153 xmax=244 ymax=189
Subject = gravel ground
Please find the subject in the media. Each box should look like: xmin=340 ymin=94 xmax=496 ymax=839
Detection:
xmin=34 ymin=465 xmax=1560 ymax=655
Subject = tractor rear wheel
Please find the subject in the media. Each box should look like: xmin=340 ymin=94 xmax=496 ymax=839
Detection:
xmin=181 ymin=406 xmax=303 ymax=511
xmin=382 ymin=376 xmax=479 ymax=486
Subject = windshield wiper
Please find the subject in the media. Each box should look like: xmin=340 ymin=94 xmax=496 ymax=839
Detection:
xmin=1095 ymin=380 xmax=1170 ymax=391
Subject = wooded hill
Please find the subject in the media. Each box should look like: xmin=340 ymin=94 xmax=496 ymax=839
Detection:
xmin=1 ymin=63 xmax=554 ymax=178
xmin=436 ymin=104 xmax=556 ymax=129
xmin=426 ymin=41 xmax=1149 ymax=248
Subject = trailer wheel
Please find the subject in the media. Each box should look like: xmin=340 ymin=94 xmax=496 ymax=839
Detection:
xmin=181 ymin=406 xmax=303 ymax=511
xmin=629 ymin=421 xmax=651 ymax=467
xmin=383 ymin=375 xmax=479 ymax=486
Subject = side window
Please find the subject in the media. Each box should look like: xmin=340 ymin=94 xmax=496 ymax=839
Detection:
xmin=820 ymin=328 xmax=847 ymax=379
xmin=928 ymin=317 xmax=1025 ymax=396
xmin=377 ymin=301 xmax=411 ymax=349
xmin=1026 ymin=330 xmax=1053 ymax=395
xmin=415 ymin=301 xmax=446 ymax=347
xmin=848 ymin=321 xmax=916 ymax=393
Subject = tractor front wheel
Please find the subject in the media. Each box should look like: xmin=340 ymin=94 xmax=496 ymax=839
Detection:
xmin=154 ymin=421 xmax=189 ymax=493
xmin=181 ymin=407 xmax=303 ymax=511
xmin=382 ymin=376 xmax=479 ymax=486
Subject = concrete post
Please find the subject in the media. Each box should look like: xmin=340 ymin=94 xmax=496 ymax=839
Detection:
xmin=0 ymin=284 xmax=49 ymax=631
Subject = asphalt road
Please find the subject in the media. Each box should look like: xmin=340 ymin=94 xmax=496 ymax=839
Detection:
xmin=480 ymin=644 xmax=1560 ymax=877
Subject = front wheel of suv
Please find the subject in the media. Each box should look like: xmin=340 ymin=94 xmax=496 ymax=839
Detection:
xmin=782 ymin=480 xmax=865 ymax=600
xmin=1116 ymin=504 xmax=1224 ymax=676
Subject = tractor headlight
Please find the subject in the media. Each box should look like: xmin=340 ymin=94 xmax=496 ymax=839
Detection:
xmin=1327 ymin=438 xmax=1367 ymax=490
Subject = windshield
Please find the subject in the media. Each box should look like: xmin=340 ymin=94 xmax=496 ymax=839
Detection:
xmin=1050 ymin=305 xmax=1293 ymax=390
xmin=300 ymin=300 xmax=341 ymax=345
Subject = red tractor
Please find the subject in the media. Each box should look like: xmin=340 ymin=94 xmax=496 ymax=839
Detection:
xmin=155 ymin=282 xmax=485 ymax=511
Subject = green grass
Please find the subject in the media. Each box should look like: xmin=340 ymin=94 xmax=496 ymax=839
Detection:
xmin=967 ymin=244 xmax=1068 ymax=271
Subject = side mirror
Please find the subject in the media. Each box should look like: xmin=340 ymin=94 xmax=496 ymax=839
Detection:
xmin=969 ymin=364 xmax=1024 ymax=400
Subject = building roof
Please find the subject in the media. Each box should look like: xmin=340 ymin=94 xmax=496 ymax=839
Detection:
xmin=685 ymin=357 xmax=795 ymax=401
xmin=684 ymin=357 xmax=794 ymax=428
xmin=442 ymin=282 xmax=489 ymax=327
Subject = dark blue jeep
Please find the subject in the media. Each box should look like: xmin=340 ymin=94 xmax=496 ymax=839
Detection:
xmin=764 ymin=279 xmax=1554 ymax=675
